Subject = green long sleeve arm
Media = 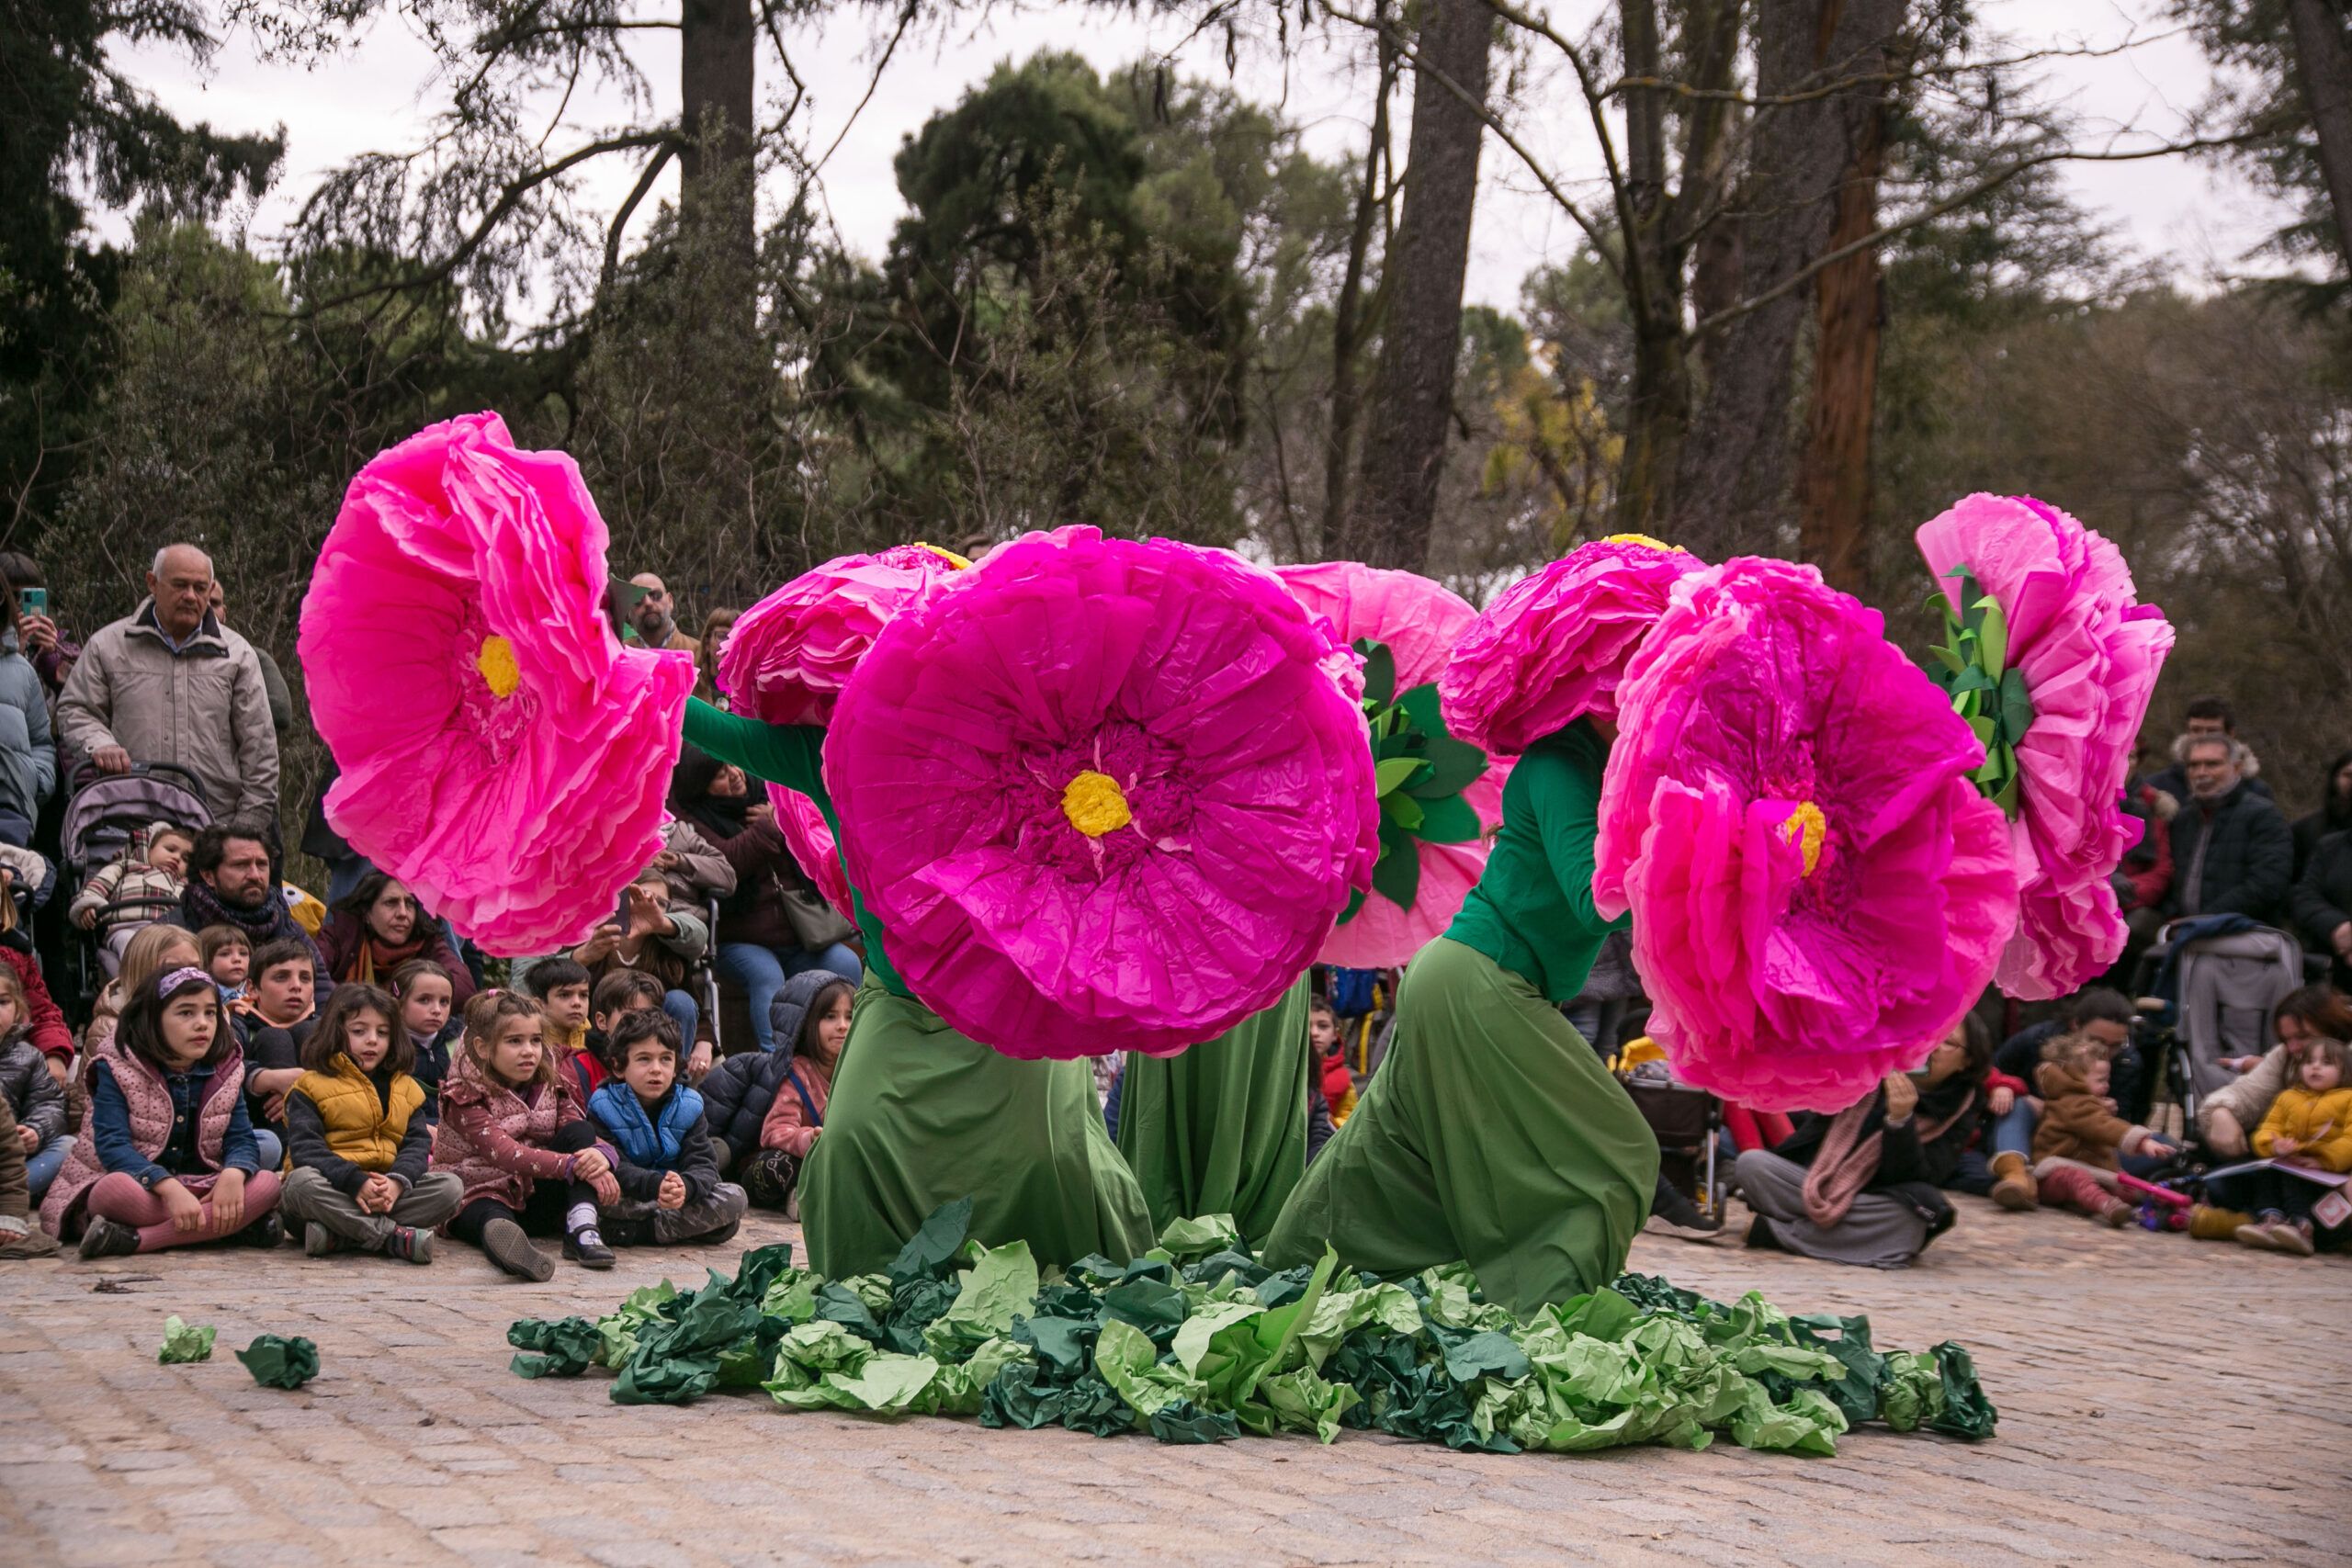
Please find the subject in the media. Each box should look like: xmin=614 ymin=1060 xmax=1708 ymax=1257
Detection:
xmin=682 ymin=698 xmax=906 ymax=996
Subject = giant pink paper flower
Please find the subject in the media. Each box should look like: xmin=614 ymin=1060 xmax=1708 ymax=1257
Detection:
xmin=300 ymin=412 xmax=694 ymax=954
xmin=827 ymin=527 xmax=1378 ymax=1059
xmin=1594 ymin=558 xmax=2016 ymax=1112
xmin=767 ymin=783 xmax=855 ymax=920
xmin=1917 ymin=494 xmax=2176 ymax=1000
xmin=1273 ymin=561 xmax=1509 ymax=968
xmin=718 ymin=544 xmax=970 ymax=727
xmin=1439 ymin=536 xmax=1708 ymax=755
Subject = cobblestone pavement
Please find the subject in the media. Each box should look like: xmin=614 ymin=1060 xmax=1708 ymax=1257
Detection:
xmin=2 ymin=1194 xmax=2346 ymax=1568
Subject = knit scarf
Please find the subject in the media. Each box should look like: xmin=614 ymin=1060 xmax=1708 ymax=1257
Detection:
xmin=354 ymin=933 xmax=427 ymax=985
xmin=183 ymin=877 xmax=287 ymax=942
xmin=1803 ymin=1089 xmax=1977 ymax=1228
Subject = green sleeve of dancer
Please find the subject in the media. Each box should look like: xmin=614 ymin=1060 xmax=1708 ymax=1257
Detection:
xmin=1529 ymin=729 xmax=1630 ymax=938
xmin=681 ymin=697 xmax=909 ymax=997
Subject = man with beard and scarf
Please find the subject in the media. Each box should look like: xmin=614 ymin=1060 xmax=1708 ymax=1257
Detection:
xmin=164 ymin=820 xmax=331 ymax=999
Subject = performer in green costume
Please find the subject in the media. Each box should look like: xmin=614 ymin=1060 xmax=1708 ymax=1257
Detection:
xmin=1115 ymin=973 xmax=1311 ymax=1248
xmin=681 ymin=699 xmax=1154 ymax=1276
xmin=1265 ymin=717 xmax=1658 ymax=1317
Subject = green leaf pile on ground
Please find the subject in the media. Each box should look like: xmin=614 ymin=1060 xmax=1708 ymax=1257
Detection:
xmin=507 ymin=1202 xmax=1996 ymax=1454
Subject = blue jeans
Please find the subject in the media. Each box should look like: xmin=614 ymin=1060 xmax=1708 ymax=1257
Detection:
xmin=716 ymin=941 xmax=863 ymax=1052
xmin=662 ymin=988 xmax=698 ymax=1050
xmin=1991 ymin=1100 xmax=2037 ymax=1158
xmin=252 ymin=1129 xmax=284 ymax=1171
xmin=25 ymin=1135 xmax=69 ymax=1201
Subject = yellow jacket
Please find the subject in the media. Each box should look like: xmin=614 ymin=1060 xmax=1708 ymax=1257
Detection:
xmin=289 ymin=1054 xmax=426 ymax=1174
xmin=2253 ymin=1085 xmax=2352 ymax=1174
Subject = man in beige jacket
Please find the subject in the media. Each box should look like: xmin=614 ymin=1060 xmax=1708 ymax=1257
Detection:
xmin=57 ymin=544 xmax=278 ymax=821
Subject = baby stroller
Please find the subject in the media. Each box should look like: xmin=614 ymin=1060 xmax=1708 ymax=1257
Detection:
xmin=60 ymin=761 xmax=211 ymax=1006
xmin=2147 ymin=919 xmax=2305 ymax=1133
xmin=1622 ymin=1066 xmax=1727 ymax=1226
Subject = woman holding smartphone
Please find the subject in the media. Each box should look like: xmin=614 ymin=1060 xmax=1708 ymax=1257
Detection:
xmin=0 ymin=572 xmax=55 ymax=847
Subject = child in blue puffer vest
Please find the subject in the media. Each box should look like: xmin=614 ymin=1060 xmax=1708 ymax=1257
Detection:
xmin=582 ymin=1009 xmax=747 ymax=1256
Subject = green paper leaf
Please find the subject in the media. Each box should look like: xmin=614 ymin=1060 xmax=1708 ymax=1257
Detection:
xmin=1335 ymin=886 xmax=1366 ymax=926
xmin=507 ymin=1316 xmax=599 ymax=1378
xmin=1372 ymin=823 xmax=1421 ymax=909
xmin=923 ymin=1240 xmax=1039 ymax=1359
xmin=1411 ymin=792 xmax=1482 ymax=845
xmin=1354 ymin=638 xmax=1396 ymax=709
xmin=1156 ymin=1213 xmax=1240 ymax=1262
xmin=1379 ymin=792 xmax=1424 ymax=832
xmin=887 ymin=1196 xmax=973 ymax=1284
xmin=159 ymin=1316 xmax=215 ymax=1364
xmin=1405 ymin=736 xmax=1489 ymax=798
xmin=1394 ymin=682 xmax=1448 ymax=741
xmin=1374 ymin=757 xmax=1430 ymax=796
xmin=236 ymin=1334 xmax=319 ymax=1390
xmin=1973 ymin=594 xmax=2008 ymax=678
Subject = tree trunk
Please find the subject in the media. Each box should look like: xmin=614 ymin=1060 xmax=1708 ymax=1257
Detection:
xmin=1793 ymin=63 xmax=1889 ymax=594
xmin=1669 ymin=0 xmax=1908 ymax=561
xmin=1351 ymin=0 xmax=1491 ymax=570
xmin=1322 ymin=17 xmax=1397 ymax=559
xmin=2285 ymin=0 xmax=2352 ymax=269
xmin=680 ymin=0 xmax=757 ymax=317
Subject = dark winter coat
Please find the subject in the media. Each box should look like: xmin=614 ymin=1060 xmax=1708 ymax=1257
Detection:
xmin=699 ymin=1048 xmax=797 ymax=1159
xmin=2165 ymin=781 xmax=2294 ymax=925
xmin=2291 ymin=829 xmax=2352 ymax=955
xmin=0 ymin=1034 xmax=64 ymax=1147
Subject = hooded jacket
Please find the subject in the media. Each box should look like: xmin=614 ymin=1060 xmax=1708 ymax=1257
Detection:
xmin=2030 ymin=1061 xmax=2153 ymax=1170
xmin=432 ymin=1048 xmax=592 ymax=1214
xmin=2252 ymin=1083 xmax=2352 ymax=1173
xmin=56 ymin=599 xmax=277 ymax=818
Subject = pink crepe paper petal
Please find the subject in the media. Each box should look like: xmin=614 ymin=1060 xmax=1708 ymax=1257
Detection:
xmin=1439 ymin=536 xmax=1710 ymax=755
xmin=827 ymin=526 xmax=1378 ymax=1059
xmin=1596 ymin=557 xmax=2018 ymax=1113
xmin=299 ymin=412 xmax=694 ymax=954
xmin=1916 ymin=494 xmax=2176 ymax=1000
xmin=768 ymin=782 xmax=855 ymax=920
xmin=1272 ymin=561 xmax=1511 ymax=967
xmin=718 ymin=545 xmax=970 ymax=727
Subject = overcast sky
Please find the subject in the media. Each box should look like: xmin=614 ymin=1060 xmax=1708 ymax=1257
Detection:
xmin=109 ymin=0 xmax=2299 ymax=316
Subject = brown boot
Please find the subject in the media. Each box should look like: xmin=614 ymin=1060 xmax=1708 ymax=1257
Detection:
xmin=1989 ymin=1151 xmax=2037 ymax=1211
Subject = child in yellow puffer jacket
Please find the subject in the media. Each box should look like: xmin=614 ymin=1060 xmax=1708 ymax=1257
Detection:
xmin=277 ymin=983 xmax=465 ymax=1262
xmin=2234 ymin=1036 xmax=2352 ymax=1257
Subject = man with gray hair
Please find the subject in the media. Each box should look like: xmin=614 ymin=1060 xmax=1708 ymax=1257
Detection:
xmin=57 ymin=543 xmax=279 ymax=820
xmin=2164 ymin=731 xmax=2293 ymax=925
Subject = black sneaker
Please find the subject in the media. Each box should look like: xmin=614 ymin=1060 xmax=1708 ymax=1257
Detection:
xmin=482 ymin=1217 xmax=555 ymax=1282
xmin=236 ymin=1213 xmax=286 ymax=1249
xmin=1648 ymin=1178 xmax=1724 ymax=1239
xmin=562 ymin=1230 xmax=616 ymax=1269
xmin=77 ymin=1216 xmax=140 ymax=1260
xmin=1746 ymin=1215 xmax=1782 ymax=1251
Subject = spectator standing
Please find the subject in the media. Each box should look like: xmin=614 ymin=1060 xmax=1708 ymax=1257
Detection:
xmin=56 ymin=545 xmax=278 ymax=823
xmin=2165 ymin=735 xmax=2294 ymax=927
xmin=2140 ymin=697 xmax=2273 ymax=806
xmin=623 ymin=572 xmax=699 ymax=654
xmin=204 ymin=581 xmax=291 ymax=735
xmin=2291 ymin=749 xmax=2352 ymax=881
xmin=0 ymin=551 xmax=80 ymax=701
xmin=695 ymin=607 xmax=740 ymax=706
xmin=671 ymin=748 xmax=859 ymax=1054
xmin=315 ymin=872 xmax=475 ymax=1006
xmin=0 ymin=580 xmax=55 ymax=846
xmin=166 ymin=820 xmax=332 ymax=997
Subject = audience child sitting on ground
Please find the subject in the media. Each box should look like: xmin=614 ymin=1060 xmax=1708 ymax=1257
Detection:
xmin=45 ymin=965 xmax=282 ymax=1257
xmin=2231 ymin=1035 xmax=2352 ymax=1256
xmin=582 ymin=1009 xmax=747 ymax=1256
xmin=2030 ymin=1032 xmax=2178 ymax=1225
xmin=0 ymin=1092 xmax=56 ymax=1256
xmin=741 ymin=975 xmax=853 ymax=1213
xmin=69 ymin=822 xmax=195 ymax=974
xmin=277 ymin=981 xmax=465 ymax=1262
xmin=0 ymin=964 xmax=67 ymax=1202
xmin=523 ymin=957 xmax=601 ymax=1099
xmin=390 ymin=959 xmax=459 ymax=1130
xmin=74 ymin=922 xmax=201 ymax=1095
xmin=240 ymin=936 xmax=319 ymax=1169
xmin=435 ymin=989 xmax=617 ymax=1282
xmin=198 ymin=924 xmax=253 ymax=1008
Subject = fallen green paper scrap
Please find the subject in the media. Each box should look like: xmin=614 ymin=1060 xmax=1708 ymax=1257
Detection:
xmin=505 ymin=1207 xmax=1996 ymax=1457
xmin=236 ymin=1334 xmax=319 ymax=1389
xmin=158 ymin=1316 xmax=215 ymax=1364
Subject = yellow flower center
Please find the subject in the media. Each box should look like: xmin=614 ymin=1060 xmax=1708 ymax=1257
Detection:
xmin=1602 ymin=533 xmax=1684 ymax=553
xmin=476 ymin=635 xmax=521 ymax=699
xmin=1061 ymin=770 xmax=1132 ymax=838
xmin=1783 ymin=801 xmax=1827 ymax=877
xmin=913 ymin=541 xmax=973 ymax=570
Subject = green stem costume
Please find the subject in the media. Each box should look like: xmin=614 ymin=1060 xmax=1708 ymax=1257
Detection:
xmin=1114 ymin=973 xmax=1311 ymax=1249
xmin=683 ymin=700 xmax=1154 ymax=1276
xmin=1264 ymin=719 xmax=1659 ymax=1318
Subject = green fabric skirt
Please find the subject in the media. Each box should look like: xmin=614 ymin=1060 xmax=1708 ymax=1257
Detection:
xmin=1263 ymin=937 xmax=1657 ymax=1318
xmin=1115 ymin=974 xmax=1311 ymax=1248
xmin=800 ymin=977 xmax=1156 ymax=1278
